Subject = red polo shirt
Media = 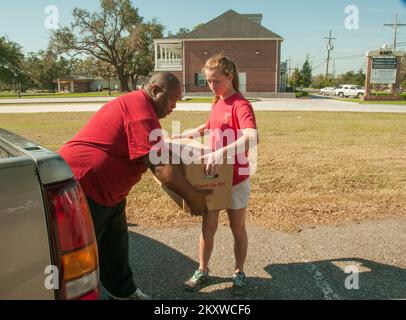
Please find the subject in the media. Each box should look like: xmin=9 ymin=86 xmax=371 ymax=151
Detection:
xmin=206 ymin=92 xmax=257 ymax=186
xmin=59 ymin=90 xmax=161 ymax=207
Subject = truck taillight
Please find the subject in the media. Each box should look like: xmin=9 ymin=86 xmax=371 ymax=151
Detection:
xmin=44 ymin=179 xmax=100 ymax=300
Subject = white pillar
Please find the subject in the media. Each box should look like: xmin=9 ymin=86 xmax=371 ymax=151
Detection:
xmin=57 ymin=79 xmax=61 ymax=93
xmin=275 ymin=40 xmax=279 ymax=93
xmin=154 ymin=44 xmax=158 ymax=69
xmin=182 ymin=40 xmax=186 ymax=96
xmin=70 ymin=81 xmax=74 ymax=93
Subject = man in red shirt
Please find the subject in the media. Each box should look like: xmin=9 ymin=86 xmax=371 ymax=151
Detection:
xmin=59 ymin=72 xmax=210 ymax=300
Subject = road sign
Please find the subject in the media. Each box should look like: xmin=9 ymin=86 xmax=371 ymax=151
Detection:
xmin=370 ymin=56 xmax=397 ymax=84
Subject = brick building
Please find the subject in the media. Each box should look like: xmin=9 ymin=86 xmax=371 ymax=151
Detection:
xmin=154 ymin=9 xmax=285 ymax=96
xmin=54 ymin=76 xmax=121 ymax=93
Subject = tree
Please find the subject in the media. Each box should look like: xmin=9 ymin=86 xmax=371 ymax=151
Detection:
xmin=24 ymin=49 xmax=76 ymax=91
xmin=0 ymin=79 xmax=9 ymax=91
xmin=399 ymin=54 xmax=406 ymax=82
xmin=192 ymin=23 xmax=205 ymax=31
xmin=311 ymin=74 xmax=327 ymax=89
xmin=311 ymin=74 xmax=336 ymax=89
xmin=288 ymin=67 xmax=302 ymax=90
xmin=167 ymin=23 xmax=204 ymax=37
xmin=126 ymin=18 xmax=164 ymax=90
xmin=353 ymin=69 xmax=365 ymax=86
xmin=0 ymin=36 xmax=25 ymax=87
xmin=73 ymin=57 xmax=111 ymax=78
xmin=167 ymin=27 xmax=190 ymax=37
xmin=51 ymin=0 xmax=163 ymax=92
xmin=301 ymin=55 xmax=312 ymax=88
xmin=334 ymin=70 xmax=365 ymax=87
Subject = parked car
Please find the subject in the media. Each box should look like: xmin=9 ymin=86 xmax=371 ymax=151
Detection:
xmin=335 ymin=85 xmax=365 ymax=99
xmin=319 ymin=87 xmax=336 ymax=96
xmin=0 ymin=128 xmax=100 ymax=300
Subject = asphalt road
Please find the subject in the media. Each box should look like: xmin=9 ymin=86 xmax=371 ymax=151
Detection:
xmin=100 ymin=216 xmax=406 ymax=300
xmin=1 ymin=96 xmax=406 ymax=113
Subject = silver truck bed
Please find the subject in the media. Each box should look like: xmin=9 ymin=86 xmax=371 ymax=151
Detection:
xmin=0 ymin=129 xmax=73 ymax=299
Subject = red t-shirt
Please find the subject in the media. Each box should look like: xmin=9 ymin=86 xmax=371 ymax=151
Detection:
xmin=206 ymin=92 xmax=257 ymax=185
xmin=59 ymin=90 xmax=161 ymax=207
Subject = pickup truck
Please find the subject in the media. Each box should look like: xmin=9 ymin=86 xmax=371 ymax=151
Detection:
xmin=0 ymin=128 xmax=100 ymax=300
xmin=335 ymin=85 xmax=365 ymax=99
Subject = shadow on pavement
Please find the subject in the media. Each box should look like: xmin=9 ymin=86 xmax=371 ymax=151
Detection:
xmin=309 ymin=94 xmax=335 ymax=100
xmin=100 ymin=230 xmax=406 ymax=300
xmin=262 ymin=258 xmax=406 ymax=300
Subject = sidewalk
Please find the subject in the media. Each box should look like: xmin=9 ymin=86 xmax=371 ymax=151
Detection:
xmin=2 ymin=97 xmax=406 ymax=113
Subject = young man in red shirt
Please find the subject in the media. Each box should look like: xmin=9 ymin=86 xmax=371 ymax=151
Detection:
xmin=59 ymin=72 xmax=210 ymax=300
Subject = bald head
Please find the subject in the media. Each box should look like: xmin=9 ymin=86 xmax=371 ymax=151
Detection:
xmin=143 ymin=72 xmax=182 ymax=119
xmin=144 ymin=72 xmax=181 ymax=93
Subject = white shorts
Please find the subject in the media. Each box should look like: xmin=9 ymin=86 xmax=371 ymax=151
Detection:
xmin=231 ymin=179 xmax=251 ymax=210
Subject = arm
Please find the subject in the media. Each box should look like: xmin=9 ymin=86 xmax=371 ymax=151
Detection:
xmin=171 ymin=123 xmax=208 ymax=139
xmin=126 ymin=116 xmax=211 ymax=215
xmin=202 ymin=128 xmax=258 ymax=176
xmin=220 ymin=128 xmax=258 ymax=158
xmin=140 ymin=151 xmax=212 ymax=216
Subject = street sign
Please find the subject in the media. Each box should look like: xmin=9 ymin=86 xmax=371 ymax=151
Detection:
xmin=370 ymin=56 xmax=397 ymax=84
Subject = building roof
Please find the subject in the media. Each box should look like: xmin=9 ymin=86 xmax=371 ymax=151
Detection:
xmin=164 ymin=9 xmax=283 ymax=40
xmin=56 ymin=75 xmax=94 ymax=82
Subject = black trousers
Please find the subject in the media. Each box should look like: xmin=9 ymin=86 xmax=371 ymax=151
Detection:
xmin=86 ymin=196 xmax=137 ymax=297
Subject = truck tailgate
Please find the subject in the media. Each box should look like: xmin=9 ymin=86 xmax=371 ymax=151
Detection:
xmin=0 ymin=155 xmax=55 ymax=299
xmin=0 ymin=128 xmax=61 ymax=300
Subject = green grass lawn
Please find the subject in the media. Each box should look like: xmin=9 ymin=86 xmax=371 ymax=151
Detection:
xmin=2 ymin=111 xmax=405 ymax=231
xmin=0 ymin=92 xmax=122 ymax=99
xmin=0 ymin=92 xmax=213 ymax=103
xmin=0 ymin=92 xmax=255 ymax=104
xmin=335 ymin=98 xmax=406 ymax=105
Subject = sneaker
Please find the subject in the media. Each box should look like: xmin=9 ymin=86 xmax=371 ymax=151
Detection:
xmin=184 ymin=269 xmax=209 ymax=291
xmin=109 ymin=288 xmax=152 ymax=300
xmin=232 ymin=272 xmax=247 ymax=296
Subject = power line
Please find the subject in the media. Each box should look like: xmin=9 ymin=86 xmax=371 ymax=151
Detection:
xmin=384 ymin=14 xmax=406 ymax=51
xmin=388 ymin=40 xmax=406 ymax=48
xmin=312 ymin=59 xmax=327 ymax=70
xmin=289 ymin=52 xmax=325 ymax=64
xmin=332 ymin=53 xmax=365 ymax=60
xmin=324 ymin=29 xmax=336 ymax=80
xmin=333 ymin=49 xmax=369 ymax=57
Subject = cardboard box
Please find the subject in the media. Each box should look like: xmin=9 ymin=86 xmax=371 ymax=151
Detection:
xmin=154 ymin=138 xmax=233 ymax=212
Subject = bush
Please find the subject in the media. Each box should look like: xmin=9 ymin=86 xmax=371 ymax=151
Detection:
xmin=295 ymin=91 xmax=309 ymax=98
xmin=285 ymin=86 xmax=294 ymax=93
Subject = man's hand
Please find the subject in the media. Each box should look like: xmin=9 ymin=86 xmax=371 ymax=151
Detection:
xmin=185 ymin=189 xmax=213 ymax=216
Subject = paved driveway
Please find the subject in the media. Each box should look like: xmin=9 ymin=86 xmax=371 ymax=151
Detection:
xmin=100 ymin=217 xmax=406 ymax=300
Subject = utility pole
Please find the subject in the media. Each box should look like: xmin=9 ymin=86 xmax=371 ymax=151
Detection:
xmin=287 ymin=56 xmax=293 ymax=77
xmin=107 ymin=67 xmax=111 ymax=96
xmin=384 ymin=14 xmax=406 ymax=51
xmin=324 ymin=29 xmax=336 ymax=80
